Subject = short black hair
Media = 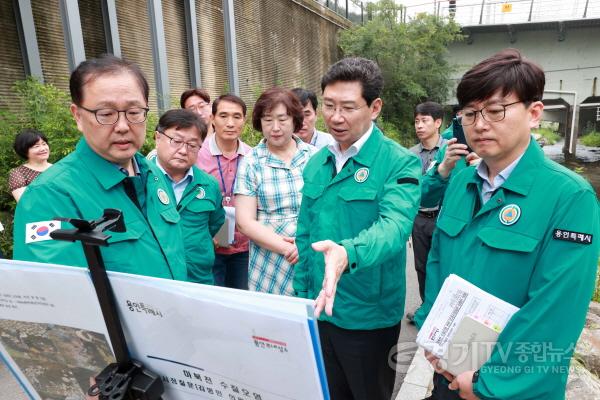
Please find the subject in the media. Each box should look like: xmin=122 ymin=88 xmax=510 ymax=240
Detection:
xmin=180 ymin=88 xmax=211 ymax=109
xmin=321 ymin=57 xmax=383 ymax=106
xmin=13 ymin=129 xmax=48 ymax=160
xmin=457 ymin=48 xmax=545 ymax=108
xmin=70 ymin=54 xmax=149 ymax=106
xmin=212 ymin=94 xmax=247 ymax=116
xmin=156 ymin=109 xmax=207 ymax=142
xmin=414 ymin=101 xmax=444 ymax=120
xmin=291 ymin=88 xmax=318 ymax=111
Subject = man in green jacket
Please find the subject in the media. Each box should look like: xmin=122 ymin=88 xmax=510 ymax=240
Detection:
xmin=420 ymin=117 xmax=480 ymax=209
xmin=293 ymin=57 xmax=421 ymax=400
xmin=13 ymin=55 xmax=187 ymax=281
xmin=153 ymin=109 xmax=225 ymax=285
xmin=415 ymin=49 xmax=600 ymax=399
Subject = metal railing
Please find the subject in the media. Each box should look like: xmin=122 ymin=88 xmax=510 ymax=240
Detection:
xmin=404 ymin=0 xmax=599 ymax=26
xmin=315 ymin=0 xmax=365 ymax=24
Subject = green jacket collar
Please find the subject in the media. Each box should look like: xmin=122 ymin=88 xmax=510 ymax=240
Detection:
xmin=180 ymin=165 xmax=214 ymax=201
xmin=466 ymin=138 xmax=543 ymax=197
xmin=76 ymin=138 xmax=149 ymax=190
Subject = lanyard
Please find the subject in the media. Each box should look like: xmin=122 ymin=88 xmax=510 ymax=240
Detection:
xmin=310 ymin=130 xmax=318 ymax=146
xmin=216 ymin=155 xmax=240 ymax=204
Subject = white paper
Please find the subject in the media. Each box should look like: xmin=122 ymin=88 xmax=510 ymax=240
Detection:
xmin=108 ymin=273 xmax=325 ymax=400
xmin=0 ymin=260 xmax=113 ymax=400
xmin=215 ymin=206 xmax=235 ymax=246
xmin=416 ymin=274 xmax=519 ymax=359
xmin=0 ymin=259 xmax=328 ymax=400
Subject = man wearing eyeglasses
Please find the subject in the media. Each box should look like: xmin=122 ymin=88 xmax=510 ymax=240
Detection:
xmin=294 ymin=57 xmax=421 ymax=400
xmin=153 ymin=109 xmax=225 ymax=285
xmin=415 ymin=49 xmax=599 ymax=399
xmin=13 ymin=55 xmax=188 ymax=281
xmin=181 ymin=88 xmax=213 ymax=136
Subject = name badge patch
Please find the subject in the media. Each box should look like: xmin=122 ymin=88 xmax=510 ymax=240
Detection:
xmin=25 ymin=221 xmax=61 ymax=244
xmin=196 ymin=187 xmax=206 ymax=199
xmin=499 ymin=204 xmax=521 ymax=226
xmin=553 ymin=229 xmax=593 ymax=245
xmin=354 ymin=168 xmax=369 ymax=183
xmin=157 ymin=189 xmax=170 ymax=205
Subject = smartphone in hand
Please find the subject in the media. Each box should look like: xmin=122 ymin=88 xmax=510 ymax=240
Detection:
xmin=452 ymin=117 xmax=472 ymax=153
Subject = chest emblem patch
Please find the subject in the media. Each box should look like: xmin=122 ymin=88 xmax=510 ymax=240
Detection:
xmin=499 ymin=204 xmax=521 ymax=226
xmin=354 ymin=167 xmax=369 ymax=183
xmin=157 ymin=189 xmax=170 ymax=205
xmin=196 ymin=187 xmax=206 ymax=199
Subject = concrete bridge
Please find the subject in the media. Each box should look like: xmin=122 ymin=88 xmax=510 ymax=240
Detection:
xmin=443 ymin=13 xmax=600 ymax=155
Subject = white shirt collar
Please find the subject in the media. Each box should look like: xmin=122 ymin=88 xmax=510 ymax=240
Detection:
xmin=155 ymin=158 xmax=194 ymax=184
xmin=327 ymin=123 xmax=374 ymax=172
xmin=208 ymin=133 xmax=245 ymax=156
xmin=309 ymin=129 xmax=319 ymax=146
xmin=327 ymin=122 xmax=374 ymax=158
xmin=476 ymin=151 xmax=525 ymax=204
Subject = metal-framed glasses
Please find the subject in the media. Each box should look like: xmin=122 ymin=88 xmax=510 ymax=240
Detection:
xmin=459 ymin=101 xmax=523 ymax=126
xmin=322 ymin=103 xmax=367 ymax=118
xmin=158 ymin=130 xmax=200 ymax=152
xmin=79 ymin=105 xmax=149 ymax=125
xmin=186 ymin=102 xmax=210 ymax=112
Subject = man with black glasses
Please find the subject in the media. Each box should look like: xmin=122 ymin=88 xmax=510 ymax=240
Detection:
xmin=294 ymin=57 xmax=421 ymax=400
xmin=13 ymin=55 xmax=188 ymax=281
xmin=415 ymin=49 xmax=600 ymax=399
xmin=153 ymin=109 xmax=224 ymax=285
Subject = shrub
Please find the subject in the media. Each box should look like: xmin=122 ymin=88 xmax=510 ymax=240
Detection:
xmin=581 ymin=131 xmax=600 ymax=147
xmin=532 ymin=127 xmax=560 ymax=145
xmin=338 ymin=2 xmax=462 ymax=137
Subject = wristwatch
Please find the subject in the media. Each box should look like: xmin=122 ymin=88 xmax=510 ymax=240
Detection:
xmin=472 ymin=370 xmax=480 ymax=384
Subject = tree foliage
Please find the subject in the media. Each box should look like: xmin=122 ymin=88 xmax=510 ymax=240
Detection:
xmin=338 ymin=0 xmax=463 ymax=141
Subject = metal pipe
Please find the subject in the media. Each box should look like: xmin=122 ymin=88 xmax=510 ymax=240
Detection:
xmin=479 ymin=0 xmax=486 ymax=25
xmin=583 ymin=0 xmax=590 ymax=18
xmin=528 ymin=0 xmax=534 ymax=22
xmin=361 ymin=1 xmax=364 ymax=24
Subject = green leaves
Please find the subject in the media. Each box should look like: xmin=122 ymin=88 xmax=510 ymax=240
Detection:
xmin=338 ymin=1 xmax=463 ymax=143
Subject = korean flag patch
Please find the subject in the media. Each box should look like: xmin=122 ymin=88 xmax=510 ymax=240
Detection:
xmin=25 ymin=221 xmax=61 ymax=244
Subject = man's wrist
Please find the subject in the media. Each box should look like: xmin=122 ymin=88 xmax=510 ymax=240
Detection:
xmin=339 ymin=240 xmax=355 ymax=273
xmin=437 ymin=163 xmax=450 ymax=179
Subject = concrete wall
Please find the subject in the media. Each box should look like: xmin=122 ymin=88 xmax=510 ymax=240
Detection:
xmin=0 ymin=0 xmax=350 ymax=114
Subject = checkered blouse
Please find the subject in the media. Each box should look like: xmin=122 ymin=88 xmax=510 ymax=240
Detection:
xmin=234 ymin=136 xmax=315 ymax=295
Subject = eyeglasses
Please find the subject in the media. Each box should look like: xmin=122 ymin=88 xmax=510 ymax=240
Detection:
xmin=459 ymin=101 xmax=523 ymax=126
xmin=322 ymin=103 xmax=367 ymax=118
xmin=79 ymin=105 xmax=149 ymax=125
xmin=158 ymin=130 xmax=200 ymax=152
xmin=186 ymin=102 xmax=210 ymax=112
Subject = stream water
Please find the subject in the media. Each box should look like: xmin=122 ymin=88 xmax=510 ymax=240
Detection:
xmin=542 ymin=140 xmax=600 ymax=197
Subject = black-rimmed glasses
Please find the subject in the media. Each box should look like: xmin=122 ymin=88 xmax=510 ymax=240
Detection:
xmin=79 ymin=105 xmax=149 ymax=125
xmin=459 ymin=101 xmax=523 ymax=126
xmin=158 ymin=130 xmax=200 ymax=152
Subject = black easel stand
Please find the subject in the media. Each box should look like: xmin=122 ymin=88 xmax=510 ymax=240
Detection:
xmin=50 ymin=209 xmax=164 ymax=400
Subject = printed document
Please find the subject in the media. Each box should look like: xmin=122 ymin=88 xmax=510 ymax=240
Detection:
xmin=416 ymin=274 xmax=519 ymax=374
